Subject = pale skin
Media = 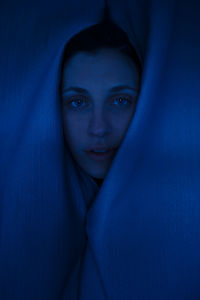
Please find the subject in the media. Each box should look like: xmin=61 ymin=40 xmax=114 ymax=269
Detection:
xmin=61 ymin=48 xmax=140 ymax=179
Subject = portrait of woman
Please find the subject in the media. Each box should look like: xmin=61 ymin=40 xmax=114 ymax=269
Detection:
xmin=60 ymin=17 xmax=142 ymax=189
xmin=1 ymin=0 xmax=200 ymax=299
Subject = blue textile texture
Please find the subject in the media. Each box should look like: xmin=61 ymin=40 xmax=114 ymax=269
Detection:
xmin=0 ymin=0 xmax=200 ymax=299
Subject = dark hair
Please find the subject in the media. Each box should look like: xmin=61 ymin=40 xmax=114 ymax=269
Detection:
xmin=62 ymin=19 xmax=142 ymax=77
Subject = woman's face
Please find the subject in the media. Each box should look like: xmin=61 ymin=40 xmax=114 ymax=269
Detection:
xmin=61 ymin=48 xmax=140 ymax=179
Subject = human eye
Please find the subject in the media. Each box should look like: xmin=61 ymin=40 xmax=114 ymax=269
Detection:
xmin=110 ymin=95 xmax=133 ymax=108
xmin=67 ymin=95 xmax=89 ymax=110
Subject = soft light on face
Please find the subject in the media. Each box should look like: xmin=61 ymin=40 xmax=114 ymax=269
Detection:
xmin=61 ymin=48 xmax=140 ymax=179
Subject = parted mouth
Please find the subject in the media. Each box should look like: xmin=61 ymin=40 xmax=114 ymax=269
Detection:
xmin=85 ymin=147 xmax=118 ymax=161
xmin=85 ymin=146 xmax=118 ymax=153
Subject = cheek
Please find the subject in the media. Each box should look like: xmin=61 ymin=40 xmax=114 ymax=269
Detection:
xmin=113 ymin=110 xmax=135 ymax=137
xmin=62 ymin=113 xmax=86 ymax=147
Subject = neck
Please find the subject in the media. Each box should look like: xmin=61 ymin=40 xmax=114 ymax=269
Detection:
xmin=92 ymin=177 xmax=104 ymax=187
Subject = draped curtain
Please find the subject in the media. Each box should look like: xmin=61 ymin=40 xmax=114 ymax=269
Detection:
xmin=1 ymin=0 xmax=200 ymax=299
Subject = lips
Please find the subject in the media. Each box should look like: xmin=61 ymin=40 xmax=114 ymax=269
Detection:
xmin=86 ymin=145 xmax=117 ymax=152
xmin=85 ymin=147 xmax=118 ymax=161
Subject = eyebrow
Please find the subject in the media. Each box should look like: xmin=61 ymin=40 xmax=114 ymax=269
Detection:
xmin=62 ymin=85 xmax=139 ymax=94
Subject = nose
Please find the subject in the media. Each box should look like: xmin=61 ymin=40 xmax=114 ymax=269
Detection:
xmin=88 ymin=111 xmax=111 ymax=137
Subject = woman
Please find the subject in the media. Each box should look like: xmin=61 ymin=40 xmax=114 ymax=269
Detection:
xmin=61 ymin=18 xmax=142 ymax=190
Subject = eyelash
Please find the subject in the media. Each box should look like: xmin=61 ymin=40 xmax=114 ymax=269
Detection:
xmin=66 ymin=95 xmax=134 ymax=110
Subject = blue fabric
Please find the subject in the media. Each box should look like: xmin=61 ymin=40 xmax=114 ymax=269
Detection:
xmin=1 ymin=0 xmax=200 ymax=299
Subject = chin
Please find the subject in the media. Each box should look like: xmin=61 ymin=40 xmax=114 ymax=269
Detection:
xmin=90 ymin=170 xmax=107 ymax=179
xmin=83 ymin=167 xmax=105 ymax=179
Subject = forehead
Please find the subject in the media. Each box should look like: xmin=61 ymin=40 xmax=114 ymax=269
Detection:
xmin=62 ymin=49 xmax=140 ymax=89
